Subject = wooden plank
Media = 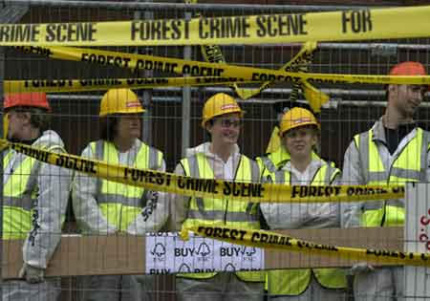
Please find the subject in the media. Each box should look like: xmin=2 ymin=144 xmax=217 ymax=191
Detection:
xmin=2 ymin=227 xmax=403 ymax=279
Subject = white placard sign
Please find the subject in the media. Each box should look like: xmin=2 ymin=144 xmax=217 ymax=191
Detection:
xmin=405 ymin=183 xmax=430 ymax=300
xmin=145 ymin=232 xmax=264 ymax=275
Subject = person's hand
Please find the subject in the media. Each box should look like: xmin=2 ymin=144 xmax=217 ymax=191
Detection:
xmin=350 ymin=262 xmax=374 ymax=275
xmin=19 ymin=264 xmax=45 ymax=284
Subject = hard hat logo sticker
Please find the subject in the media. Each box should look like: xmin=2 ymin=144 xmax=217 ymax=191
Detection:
xmin=220 ymin=104 xmax=239 ymax=111
xmin=293 ymin=117 xmax=312 ymax=124
xmin=126 ymin=102 xmax=141 ymax=108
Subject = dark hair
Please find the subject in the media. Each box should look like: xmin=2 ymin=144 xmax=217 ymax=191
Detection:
xmin=204 ymin=119 xmax=215 ymax=141
xmin=99 ymin=115 xmax=119 ymax=141
xmin=385 ymin=85 xmax=390 ymax=101
xmin=8 ymin=107 xmax=51 ymax=131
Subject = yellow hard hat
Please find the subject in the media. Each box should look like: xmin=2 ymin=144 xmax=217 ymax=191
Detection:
xmin=99 ymin=88 xmax=145 ymax=116
xmin=201 ymin=93 xmax=243 ymax=127
xmin=279 ymin=107 xmax=319 ymax=136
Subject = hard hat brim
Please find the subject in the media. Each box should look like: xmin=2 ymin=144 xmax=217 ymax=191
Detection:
xmin=201 ymin=110 xmax=245 ymax=128
xmin=99 ymin=107 xmax=145 ymax=117
xmin=279 ymin=122 xmax=320 ymax=136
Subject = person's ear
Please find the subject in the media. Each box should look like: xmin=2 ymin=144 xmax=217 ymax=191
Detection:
xmin=205 ymin=122 xmax=213 ymax=135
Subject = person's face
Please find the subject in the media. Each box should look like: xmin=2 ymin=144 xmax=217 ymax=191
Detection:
xmin=207 ymin=113 xmax=241 ymax=146
xmin=389 ymin=84 xmax=426 ymax=118
xmin=282 ymin=126 xmax=317 ymax=160
xmin=116 ymin=114 xmax=141 ymax=140
xmin=7 ymin=108 xmax=31 ymax=141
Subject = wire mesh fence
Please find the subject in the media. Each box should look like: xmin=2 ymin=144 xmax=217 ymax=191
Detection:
xmin=1 ymin=0 xmax=430 ymax=300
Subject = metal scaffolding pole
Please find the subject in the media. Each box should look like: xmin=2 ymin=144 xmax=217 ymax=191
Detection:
xmin=181 ymin=9 xmax=192 ymax=157
xmin=250 ymin=43 xmax=430 ymax=51
xmin=49 ymin=93 xmax=430 ymax=109
xmin=136 ymin=0 xmax=154 ymax=145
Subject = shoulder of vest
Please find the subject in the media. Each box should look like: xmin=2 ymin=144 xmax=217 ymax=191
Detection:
xmin=141 ymin=142 xmax=164 ymax=158
xmin=239 ymin=153 xmax=251 ymax=160
xmin=239 ymin=154 xmax=258 ymax=167
xmin=178 ymin=160 xmax=188 ymax=176
xmin=35 ymin=142 xmax=65 ymax=152
xmin=88 ymin=140 xmax=103 ymax=150
xmin=46 ymin=144 xmax=65 ymax=152
xmin=415 ymin=128 xmax=430 ymax=151
xmin=330 ymin=167 xmax=341 ymax=182
xmin=353 ymin=130 xmax=369 ymax=148
xmin=179 ymin=154 xmax=201 ymax=177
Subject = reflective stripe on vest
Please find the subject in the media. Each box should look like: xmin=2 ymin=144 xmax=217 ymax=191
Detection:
xmin=92 ymin=140 xmax=162 ymax=231
xmin=3 ymin=145 xmax=61 ymax=239
xmin=179 ymin=153 xmax=264 ymax=282
xmin=267 ymin=161 xmax=346 ymax=296
xmin=354 ymin=128 xmax=429 ymax=227
xmin=257 ymin=147 xmax=290 ymax=178
xmin=258 ymin=149 xmax=322 ymax=179
xmin=182 ymin=154 xmax=260 ymax=228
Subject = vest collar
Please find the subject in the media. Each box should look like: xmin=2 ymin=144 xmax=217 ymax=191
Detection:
xmin=371 ymin=118 xmax=386 ymax=143
xmin=371 ymin=117 xmax=418 ymax=144
xmin=282 ymin=157 xmax=324 ymax=172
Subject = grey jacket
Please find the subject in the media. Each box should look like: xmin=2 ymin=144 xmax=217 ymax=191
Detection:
xmin=261 ymin=158 xmax=341 ymax=230
xmin=72 ymin=139 xmax=168 ymax=235
xmin=341 ymin=118 xmax=430 ymax=228
xmin=3 ymin=130 xmax=73 ymax=269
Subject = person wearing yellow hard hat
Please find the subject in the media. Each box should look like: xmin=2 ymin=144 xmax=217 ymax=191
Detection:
xmin=2 ymin=92 xmax=72 ymax=300
xmin=169 ymin=93 xmax=265 ymax=301
xmin=73 ymin=88 xmax=169 ymax=300
xmin=260 ymin=107 xmax=347 ymax=301
xmin=342 ymin=62 xmax=430 ymax=301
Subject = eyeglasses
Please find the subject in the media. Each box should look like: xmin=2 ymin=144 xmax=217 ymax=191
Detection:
xmin=217 ymin=118 xmax=242 ymax=128
xmin=284 ymin=128 xmax=315 ymax=139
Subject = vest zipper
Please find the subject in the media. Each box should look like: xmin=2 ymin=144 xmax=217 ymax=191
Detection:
xmin=380 ymin=137 xmax=415 ymax=227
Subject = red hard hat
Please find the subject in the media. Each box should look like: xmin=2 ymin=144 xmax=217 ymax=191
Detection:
xmin=390 ymin=61 xmax=427 ymax=76
xmin=4 ymin=92 xmax=51 ymax=111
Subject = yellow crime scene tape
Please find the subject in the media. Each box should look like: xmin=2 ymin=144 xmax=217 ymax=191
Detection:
xmin=183 ymin=225 xmax=430 ymax=267
xmin=7 ymin=45 xmax=430 ymax=95
xmin=10 ymin=44 xmax=328 ymax=111
xmin=1 ymin=6 xmax=430 ymax=46
xmin=200 ymin=40 xmax=329 ymax=112
xmin=189 ymin=0 xmax=325 ymax=104
xmin=0 ymin=138 xmax=405 ymax=203
xmin=3 ymin=76 xmax=258 ymax=93
xmin=11 ymin=43 xmax=330 ymax=110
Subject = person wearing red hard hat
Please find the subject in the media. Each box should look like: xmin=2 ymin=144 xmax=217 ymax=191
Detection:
xmin=4 ymin=92 xmax=51 ymax=142
xmin=2 ymin=92 xmax=72 ymax=300
xmin=342 ymin=61 xmax=429 ymax=301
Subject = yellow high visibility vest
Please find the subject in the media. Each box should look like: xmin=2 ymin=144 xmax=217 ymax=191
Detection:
xmin=179 ymin=153 xmax=264 ymax=282
xmin=256 ymin=146 xmax=290 ymax=178
xmin=3 ymin=145 xmax=62 ymax=239
xmin=266 ymin=162 xmax=347 ymax=296
xmin=354 ymin=128 xmax=429 ymax=227
xmin=91 ymin=140 xmax=163 ymax=231
xmin=257 ymin=147 xmax=320 ymax=178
